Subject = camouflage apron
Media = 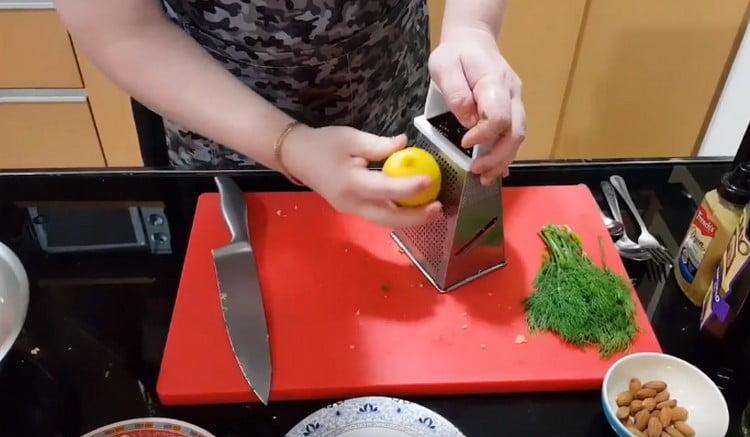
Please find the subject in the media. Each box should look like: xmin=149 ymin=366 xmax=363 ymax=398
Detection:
xmin=162 ymin=0 xmax=430 ymax=169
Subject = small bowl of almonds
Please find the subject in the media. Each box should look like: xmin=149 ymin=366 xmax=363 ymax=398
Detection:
xmin=602 ymin=352 xmax=728 ymax=437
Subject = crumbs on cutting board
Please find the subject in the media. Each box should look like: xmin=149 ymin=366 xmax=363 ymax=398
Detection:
xmin=355 ymin=309 xmax=361 ymax=316
xmin=479 ymin=343 xmax=487 ymax=349
xmin=461 ymin=324 xmax=468 ymax=330
xmin=515 ymin=335 xmax=527 ymax=344
xmin=30 ymin=347 xmax=40 ymax=355
xmin=349 ymin=344 xmax=356 ymax=350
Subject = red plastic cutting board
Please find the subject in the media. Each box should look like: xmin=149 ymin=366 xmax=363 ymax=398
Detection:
xmin=157 ymin=185 xmax=661 ymax=405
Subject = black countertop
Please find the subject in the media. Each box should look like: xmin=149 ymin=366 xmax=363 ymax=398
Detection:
xmin=1 ymin=160 xmax=748 ymax=436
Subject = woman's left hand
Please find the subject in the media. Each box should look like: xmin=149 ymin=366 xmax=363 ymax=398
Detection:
xmin=428 ymin=27 xmax=526 ymax=185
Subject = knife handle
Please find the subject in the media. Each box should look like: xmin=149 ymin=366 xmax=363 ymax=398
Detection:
xmin=215 ymin=176 xmax=250 ymax=244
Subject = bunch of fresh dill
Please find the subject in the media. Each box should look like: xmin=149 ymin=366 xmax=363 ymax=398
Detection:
xmin=525 ymin=224 xmax=637 ymax=357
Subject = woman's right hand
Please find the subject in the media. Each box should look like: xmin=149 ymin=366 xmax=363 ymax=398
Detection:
xmin=282 ymin=125 xmax=443 ymax=228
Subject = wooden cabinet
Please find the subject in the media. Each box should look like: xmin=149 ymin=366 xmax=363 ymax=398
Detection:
xmin=74 ymin=49 xmax=142 ymax=167
xmin=497 ymin=0 xmax=588 ymax=160
xmin=553 ymin=0 xmax=750 ymax=159
xmin=0 ymin=3 xmax=141 ymax=169
xmin=0 ymin=95 xmax=105 ymax=169
xmin=0 ymin=9 xmax=82 ymax=88
xmin=427 ymin=0 xmax=750 ymax=160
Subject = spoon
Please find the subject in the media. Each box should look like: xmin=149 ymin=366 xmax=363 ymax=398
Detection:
xmin=601 ymin=181 xmax=651 ymax=261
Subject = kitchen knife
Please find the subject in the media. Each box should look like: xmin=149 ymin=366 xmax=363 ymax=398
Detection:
xmin=212 ymin=176 xmax=272 ymax=405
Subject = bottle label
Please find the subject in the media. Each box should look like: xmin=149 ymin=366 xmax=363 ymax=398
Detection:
xmin=678 ymin=206 xmax=718 ymax=283
xmin=708 ymin=268 xmax=731 ymax=322
xmin=702 ymin=208 xmax=750 ymax=330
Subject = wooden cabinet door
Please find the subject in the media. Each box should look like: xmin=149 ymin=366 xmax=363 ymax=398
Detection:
xmin=497 ymin=0 xmax=588 ymax=160
xmin=74 ymin=48 xmax=143 ymax=167
xmin=0 ymin=9 xmax=83 ymax=88
xmin=0 ymin=95 xmax=105 ymax=169
xmin=553 ymin=0 xmax=750 ymax=159
xmin=426 ymin=0 xmax=587 ymax=160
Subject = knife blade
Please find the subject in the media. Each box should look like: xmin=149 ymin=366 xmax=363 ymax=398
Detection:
xmin=212 ymin=176 xmax=272 ymax=405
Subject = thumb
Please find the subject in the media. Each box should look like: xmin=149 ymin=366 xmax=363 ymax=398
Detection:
xmin=430 ymin=56 xmax=478 ymax=128
xmin=352 ymin=133 xmax=407 ymax=162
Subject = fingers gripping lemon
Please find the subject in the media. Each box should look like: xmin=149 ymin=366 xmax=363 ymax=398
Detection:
xmin=382 ymin=147 xmax=442 ymax=207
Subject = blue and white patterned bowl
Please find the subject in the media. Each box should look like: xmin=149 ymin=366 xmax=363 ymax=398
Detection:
xmin=286 ymin=396 xmax=465 ymax=437
xmin=602 ymin=352 xmax=728 ymax=436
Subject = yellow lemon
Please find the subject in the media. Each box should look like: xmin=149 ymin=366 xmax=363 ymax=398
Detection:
xmin=382 ymin=147 xmax=442 ymax=207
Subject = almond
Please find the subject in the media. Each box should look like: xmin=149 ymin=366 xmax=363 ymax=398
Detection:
xmin=659 ymin=407 xmax=671 ymax=427
xmin=630 ymin=378 xmax=643 ymax=395
xmin=673 ymin=422 xmax=694 ymax=437
xmin=635 ymin=409 xmax=651 ymax=431
xmin=642 ymin=398 xmax=657 ymax=412
xmin=650 ymin=409 xmax=660 ymax=419
xmin=628 ymin=427 xmax=647 ymax=437
xmin=657 ymin=399 xmax=677 ymax=409
xmin=617 ymin=390 xmax=634 ymax=406
xmin=644 ymin=380 xmax=668 ymax=391
xmin=654 ymin=390 xmax=670 ymax=403
xmin=630 ymin=399 xmax=644 ymax=413
xmin=636 ymin=388 xmax=658 ymax=399
xmin=616 ymin=406 xmax=630 ymax=419
xmin=671 ymin=407 xmax=688 ymax=422
xmin=665 ymin=426 xmax=685 ymax=437
xmin=648 ymin=417 xmax=663 ymax=437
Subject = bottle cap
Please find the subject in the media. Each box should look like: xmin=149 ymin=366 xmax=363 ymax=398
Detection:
xmin=719 ymin=162 xmax=750 ymax=205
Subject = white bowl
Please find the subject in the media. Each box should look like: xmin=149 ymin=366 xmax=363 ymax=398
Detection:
xmin=0 ymin=242 xmax=29 ymax=364
xmin=602 ymin=352 xmax=729 ymax=436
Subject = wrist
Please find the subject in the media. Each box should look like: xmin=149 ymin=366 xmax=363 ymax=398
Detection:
xmin=274 ymin=121 xmax=310 ymax=185
xmin=277 ymin=123 xmax=314 ymax=185
xmin=440 ymin=23 xmax=495 ymax=44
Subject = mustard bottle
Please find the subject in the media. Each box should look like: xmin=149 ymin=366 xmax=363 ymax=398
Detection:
xmin=675 ymin=163 xmax=750 ymax=306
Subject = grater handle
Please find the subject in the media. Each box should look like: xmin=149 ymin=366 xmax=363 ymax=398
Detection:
xmin=472 ymin=143 xmax=491 ymax=160
xmin=425 ymin=81 xmax=491 ymax=162
xmin=424 ymin=81 xmax=449 ymax=119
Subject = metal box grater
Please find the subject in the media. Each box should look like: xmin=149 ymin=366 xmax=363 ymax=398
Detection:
xmin=392 ymin=82 xmax=506 ymax=292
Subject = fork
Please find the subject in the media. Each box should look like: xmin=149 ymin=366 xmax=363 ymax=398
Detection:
xmin=609 ymin=175 xmax=674 ymax=276
xmin=602 ymin=181 xmax=660 ymax=280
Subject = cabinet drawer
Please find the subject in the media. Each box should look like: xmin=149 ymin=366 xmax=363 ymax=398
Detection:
xmin=0 ymin=90 xmax=105 ymax=169
xmin=0 ymin=8 xmax=83 ymax=88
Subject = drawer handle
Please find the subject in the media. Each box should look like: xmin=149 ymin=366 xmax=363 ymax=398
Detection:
xmin=0 ymin=1 xmax=54 ymax=10
xmin=0 ymin=89 xmax=87 ymax=103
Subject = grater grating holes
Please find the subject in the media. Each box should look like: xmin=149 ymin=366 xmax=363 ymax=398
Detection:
xmin=400 ymin=134 xmax=463 ymax=275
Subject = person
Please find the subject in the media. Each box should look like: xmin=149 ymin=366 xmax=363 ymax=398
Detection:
xmin=54 ymin=0 xmax=525 ymax=228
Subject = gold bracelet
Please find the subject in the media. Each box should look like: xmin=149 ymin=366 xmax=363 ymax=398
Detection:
xmin=273 ymin=121 xmax=305 ymax=186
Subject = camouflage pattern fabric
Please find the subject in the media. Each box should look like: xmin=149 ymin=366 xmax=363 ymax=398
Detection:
xmin=162 ymin=0 xmax=430 ymax=169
